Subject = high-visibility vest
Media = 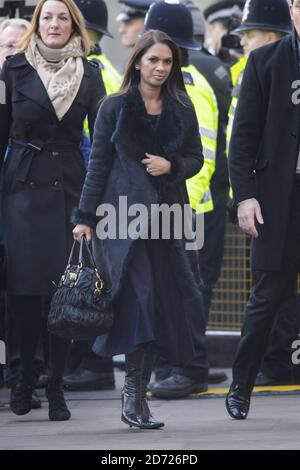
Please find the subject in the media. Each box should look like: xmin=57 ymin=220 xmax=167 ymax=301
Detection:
xmin=84 ymin=53 xmax=122 ymax=136
xmin=183 ymin=64 xmax=219 ymax=213
xmin=88 ymin=52 xmax=122 ymax=95
xmin=227 ymin=56 xmax=247 ymax=155
xmin=226 ymin=57 xmax=248 ymax=199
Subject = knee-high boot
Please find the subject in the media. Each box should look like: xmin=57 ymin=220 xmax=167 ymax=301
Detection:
xmin=121 ymin=348 xmax=143 ymax=428
xmin=121 ymin=346 xmax=165 ymax=429
xmin=140 ymin=348 xmax=165 ymax=429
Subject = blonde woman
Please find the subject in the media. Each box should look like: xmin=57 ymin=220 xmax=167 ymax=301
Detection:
xmin=0 ymin=0 xmax=105 ymax=421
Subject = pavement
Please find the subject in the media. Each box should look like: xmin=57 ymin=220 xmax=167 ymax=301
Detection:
xmin=1 ymin=368 xmax=300 ymax=450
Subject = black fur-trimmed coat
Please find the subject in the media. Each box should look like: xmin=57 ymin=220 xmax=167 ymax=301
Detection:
xmin=72 ymin=85 xmax=205 ymax=360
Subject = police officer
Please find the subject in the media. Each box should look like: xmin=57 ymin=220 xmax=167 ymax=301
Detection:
xmin=63 ymin=0 xmax=121 ymax=392
xmin=204 ymin=0 xmax=245 ymax=58
xmin=226 ymin=0 xmax=296 ymax=388
xmin=116 ymin=0 xmax=152 ymax=48
xmin=75 ymin=0 xmax=121 ymax=95
xmin=183 ymin=3 xmax=231 ymax=367
xmin=226 ymin=0 xmax=300 ymax=419
xmin=143 ymin=0 xmax=220 ymax=398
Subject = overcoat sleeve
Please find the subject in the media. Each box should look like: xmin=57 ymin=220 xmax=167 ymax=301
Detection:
xmin=229 ymin=53 xmax=265 ymax=205
xmin=165 ymin=104 xmax=204 ymax=186
xmin=72 ymin=97 xmax=116 ymax=228
xmin=0 ymin=60 xmax=12 ymax=170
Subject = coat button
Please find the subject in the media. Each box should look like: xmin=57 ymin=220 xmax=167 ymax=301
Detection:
xmin=53 ymin=180 xmax=60 ymax=187
xmin=52 ymin=152 xmax=59 ymax=156
xmin=29 ymin=181 xmax=35 ymax=188
xmin=291 ymin=132 xmax=297 ymax=138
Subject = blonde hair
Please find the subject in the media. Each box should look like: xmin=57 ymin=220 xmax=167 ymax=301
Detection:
xmin=0 ymin=18 xmax=31 ymax=35
xmin=18 ymin=0 xmax=91 ymax=55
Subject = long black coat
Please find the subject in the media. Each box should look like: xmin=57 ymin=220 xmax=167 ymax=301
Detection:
xmin=0 ymin=53 xmax=105 ymax=295
xmin=72 ymin=85 xmax=204 ymax=360
xmin=229 ymin=32 xmax=300 ymax=271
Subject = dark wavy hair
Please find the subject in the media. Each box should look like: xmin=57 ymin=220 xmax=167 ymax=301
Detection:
xmin=118 ymin=29 xmax=186 ymax=105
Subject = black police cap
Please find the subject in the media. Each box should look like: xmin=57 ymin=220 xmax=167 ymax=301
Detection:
xmin=118 ymin=0 xmax=155 ymax=8
xmin=204 ymin=1 xmax=245 ymax=24
xmin=116 ymin=6 xmax=147 ymax=22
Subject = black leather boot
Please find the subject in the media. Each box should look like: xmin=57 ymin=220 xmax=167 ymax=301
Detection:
xmin=46 ymin=381 xmax=71 ymax=421
xmin=10 ymin=379 xmax=33 ymax=416
xmin=225 ymin=383 xmax=251 ymax=420
xmin=140 ymin=350 xmax=164 ymax=430
xmin=121 ymin=349 xmax=143 ymax=428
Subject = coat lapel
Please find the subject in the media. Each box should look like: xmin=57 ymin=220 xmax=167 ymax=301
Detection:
xmin=9 ymin=53 xmax=57 ymax=116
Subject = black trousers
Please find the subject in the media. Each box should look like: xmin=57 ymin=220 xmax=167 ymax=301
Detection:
xmin=9 ymin=295 xmax=69 ymax=385
xmin=261 ymin=295 xmax=299 ymax=382
xmin=233 ymin=178 xmax=300 ymax=391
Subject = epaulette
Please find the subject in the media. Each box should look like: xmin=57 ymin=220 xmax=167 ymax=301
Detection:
xmin=88 ymin=58 xmax=104 ymax=70
xmin=182 ymin=71 xmax=194 ymax=86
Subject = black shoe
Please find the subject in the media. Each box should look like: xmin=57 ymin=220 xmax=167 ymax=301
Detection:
xmin=31 ymin=390 xmax=42 ymax=409
xmin=154 ymin=366 xmax=173 ymax=383
xmin=208 ymin=371 xmax=228 ymax=384
xmin=10 ymin=380 xmax=33 ymax=416
xmin=46 ymin=382 xmax=71 ymax=421
xmin=151 ymin=373 xmax=208 ymax=399
xmin=254 ymin=371 xmax=292 ymax=386
xmin=225 ymin=383 xmax=250 ymax=420
xmin=63 ymin=369 xmax=115 ymax=391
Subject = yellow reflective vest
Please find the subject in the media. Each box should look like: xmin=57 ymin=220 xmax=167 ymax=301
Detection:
xmin=84 ymin=52 xmax=122 ymax=135
xmin=88 ymin=52 xmax=122 ymax=95
xmin=226 ymin=56 xmax=247 ymax=199
xmin=183 ymin=64 xmax=219 ymax=213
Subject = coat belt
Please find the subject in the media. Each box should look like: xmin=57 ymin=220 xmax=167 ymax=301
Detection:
xmin=7 ymin=139 xmax=80 ymax=183
xmin=9 ymin=138 xmax=80 ymax=153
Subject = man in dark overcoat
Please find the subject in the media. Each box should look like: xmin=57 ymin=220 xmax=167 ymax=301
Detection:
xmin=226 ymin=0 xmax=300 ymax=419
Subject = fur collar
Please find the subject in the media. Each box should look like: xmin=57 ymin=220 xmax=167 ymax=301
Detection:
xmin=111 ymin=85 xmax=190 ymax=157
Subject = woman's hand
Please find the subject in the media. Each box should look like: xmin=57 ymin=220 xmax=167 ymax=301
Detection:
xmin=72 ymin=224 xmax=92 ymax=242
xmin=141 ymin=153 xmax=171 ymax=176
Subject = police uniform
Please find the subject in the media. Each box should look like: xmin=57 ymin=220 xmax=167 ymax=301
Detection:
xmin=225 ymin=0 xmax=299 ymax=420
xmin=225 ymin=0 xmax=296 ymax=388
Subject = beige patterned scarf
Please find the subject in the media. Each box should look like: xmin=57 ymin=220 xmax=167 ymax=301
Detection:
xmin=25 ymin=33 xmax=84 ymax=120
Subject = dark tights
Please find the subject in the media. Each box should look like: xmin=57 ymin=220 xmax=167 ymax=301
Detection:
xmin=9 ymin=295 xmax=69 ymax=385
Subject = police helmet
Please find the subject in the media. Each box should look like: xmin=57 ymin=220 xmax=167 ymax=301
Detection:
xmin=74 ymin=0 xmax=113 ymax=38
xmin=144 ymin=1 xmax=200 ymax=50
xmin=235 ymin=0 xmax=292 ymax=35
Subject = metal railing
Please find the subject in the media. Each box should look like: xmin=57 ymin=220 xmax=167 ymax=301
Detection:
xmin=208 ymin=220 xmax=251 ymax=331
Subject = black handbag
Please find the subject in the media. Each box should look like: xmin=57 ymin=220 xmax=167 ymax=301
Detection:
xmin=48 ymin=236 xmax=113 ymax=340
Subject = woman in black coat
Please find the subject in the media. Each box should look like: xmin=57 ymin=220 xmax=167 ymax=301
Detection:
xmin=73 ymin=30 xmax=204 ymax=429
xmin=0 ymin=0 xmax=105 ymax=420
